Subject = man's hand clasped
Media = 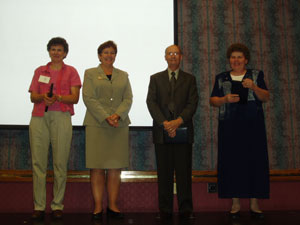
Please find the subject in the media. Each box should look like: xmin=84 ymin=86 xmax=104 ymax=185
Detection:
xmin=163 ymin=117 xmax=183 ymax=138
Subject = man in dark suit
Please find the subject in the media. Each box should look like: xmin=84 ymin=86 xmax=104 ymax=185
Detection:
xmin=146 ymin=45 xmax=199 ymax=220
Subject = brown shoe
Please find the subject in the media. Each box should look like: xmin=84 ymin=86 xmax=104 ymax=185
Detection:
xmin=32 ymin=210 xmax=45 ymax=220
xmin=52 ymin=210 xmax=63 ymax=219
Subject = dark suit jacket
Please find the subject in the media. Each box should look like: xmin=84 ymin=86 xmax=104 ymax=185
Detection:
xmin=146 ymin=69 xmax=199 ymax=144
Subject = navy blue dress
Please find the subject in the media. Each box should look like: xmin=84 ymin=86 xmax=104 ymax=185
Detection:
xmin=211 ymin=69 xmax=270 ymax=199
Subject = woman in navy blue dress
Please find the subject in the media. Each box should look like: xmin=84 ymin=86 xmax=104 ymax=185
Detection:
xmin=210 ymin=43 xmax=270 ymax=219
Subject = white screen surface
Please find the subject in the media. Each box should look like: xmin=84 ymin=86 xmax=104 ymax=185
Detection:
xmin=0 ymin=0 xmax=173 ymax=126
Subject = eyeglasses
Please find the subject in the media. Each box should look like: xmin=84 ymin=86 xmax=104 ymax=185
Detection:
xmin=166 ymin=52 xmax=180 ymax=56
xmin=102 ymin=51 xmax=116 ymax=55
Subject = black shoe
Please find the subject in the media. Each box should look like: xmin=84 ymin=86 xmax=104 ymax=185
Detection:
xmin=32 ymin=210 xmax=45 ymax=220
xmin=179 ymin=212 xmax=195 ymax=220
xmin=92 ymin=211 xmax=103 ymax=220
xmin=250 ymin=210 xmax=264 ymax=219
xmin=229 ymin=211 xmax=240 ymax=220
xmin=156 ymin=212 xmax=173 ymax=225
xmin=107 ymin=207 xmax=124 ymax=219
xmin=156 ymin=212 xmax=173 ymax=222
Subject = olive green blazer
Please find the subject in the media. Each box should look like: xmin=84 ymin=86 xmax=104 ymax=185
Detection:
xmin=83 ymin=65 xmax=133 ymax=127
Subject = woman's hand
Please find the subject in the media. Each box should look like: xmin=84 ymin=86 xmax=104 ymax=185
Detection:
xmin=110 ymin=113 xmax=120 ymax=122
xmin=43 ymin=93 xmax=57 ymax=106
xmin=210 ymin=94 xmax=239 ymax=107
xmin=242 ymin=78 xmax=255 ymax=89
xmin=242 ymin=78 xmax=270 ymax=102
xmin=106 ymin=114 xmax=120 ymax=128
xmin=225 ymin=94 xmax=240 ymax=103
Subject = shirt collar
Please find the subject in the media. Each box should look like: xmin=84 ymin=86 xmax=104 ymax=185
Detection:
xmin=44 ymin=62 xmax=66 ymax=73
xmin=167 ymin=68 xmax=179 ymax=80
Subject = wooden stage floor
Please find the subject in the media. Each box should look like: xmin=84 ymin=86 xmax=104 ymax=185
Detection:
xmin=1 ymin=211 xmax=300 ymax=225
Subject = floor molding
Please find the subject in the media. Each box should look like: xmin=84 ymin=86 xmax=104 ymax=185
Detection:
xmin=1 ymin=169 xmax=300 ymax=182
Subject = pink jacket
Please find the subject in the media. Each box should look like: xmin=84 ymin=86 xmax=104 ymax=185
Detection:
xmin=29 ymin=62 xmax=81 ymax=117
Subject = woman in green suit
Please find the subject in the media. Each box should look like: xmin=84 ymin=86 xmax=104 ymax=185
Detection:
xmin=82 ymin=41 xmax=133 ymax=220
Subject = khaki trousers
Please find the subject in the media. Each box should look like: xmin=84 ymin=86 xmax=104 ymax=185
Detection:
xmin=29 ymin=111 xmax=72 ymax=211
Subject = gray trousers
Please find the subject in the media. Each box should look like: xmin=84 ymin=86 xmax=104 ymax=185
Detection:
xmin=29 ymin=111 xmax=72 ymax=210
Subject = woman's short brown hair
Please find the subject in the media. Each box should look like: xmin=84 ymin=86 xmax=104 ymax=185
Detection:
xmin=47 ymin=37 xmax=69 ymax=55
xmin=97 ymin=40 xmax=117 ymax=55
xmin=226 ymin=43 xmax=250 ymax=62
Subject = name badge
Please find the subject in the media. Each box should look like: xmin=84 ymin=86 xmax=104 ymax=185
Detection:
xmin=38 ymin=75 xmax=50 ymax=84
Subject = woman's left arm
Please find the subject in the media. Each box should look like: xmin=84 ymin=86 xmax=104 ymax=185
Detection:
xmin=115 ymin=76 xmax=133 ymax=120
xmin=242 ymin=71 xmax=269 ymax=102
xmin=251 ymin=84 xmax=270 ymax=102
xmin=55 ymin=86 xmax=80 ymax=104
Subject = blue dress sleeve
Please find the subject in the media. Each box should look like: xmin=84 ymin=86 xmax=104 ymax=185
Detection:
xmin=257 ymin=70 xmax=268 ymax=90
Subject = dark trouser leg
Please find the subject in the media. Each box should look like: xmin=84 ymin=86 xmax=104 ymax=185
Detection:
xmin=155 ymin=144 xmax=174 ymax=213
xmin=174 ymin=144 xmax=193 ymax=213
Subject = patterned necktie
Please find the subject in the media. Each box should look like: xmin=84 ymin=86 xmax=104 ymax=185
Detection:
xmin=168 ymin=72 xmax=176 ymax=114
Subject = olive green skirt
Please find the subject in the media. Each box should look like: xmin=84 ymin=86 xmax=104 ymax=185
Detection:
xmin=85 ymin=126 xmax=129 ymax=169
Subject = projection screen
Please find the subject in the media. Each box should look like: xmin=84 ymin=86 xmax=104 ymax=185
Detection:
xmin=0 ymin=0 xmax=174 ymax=126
